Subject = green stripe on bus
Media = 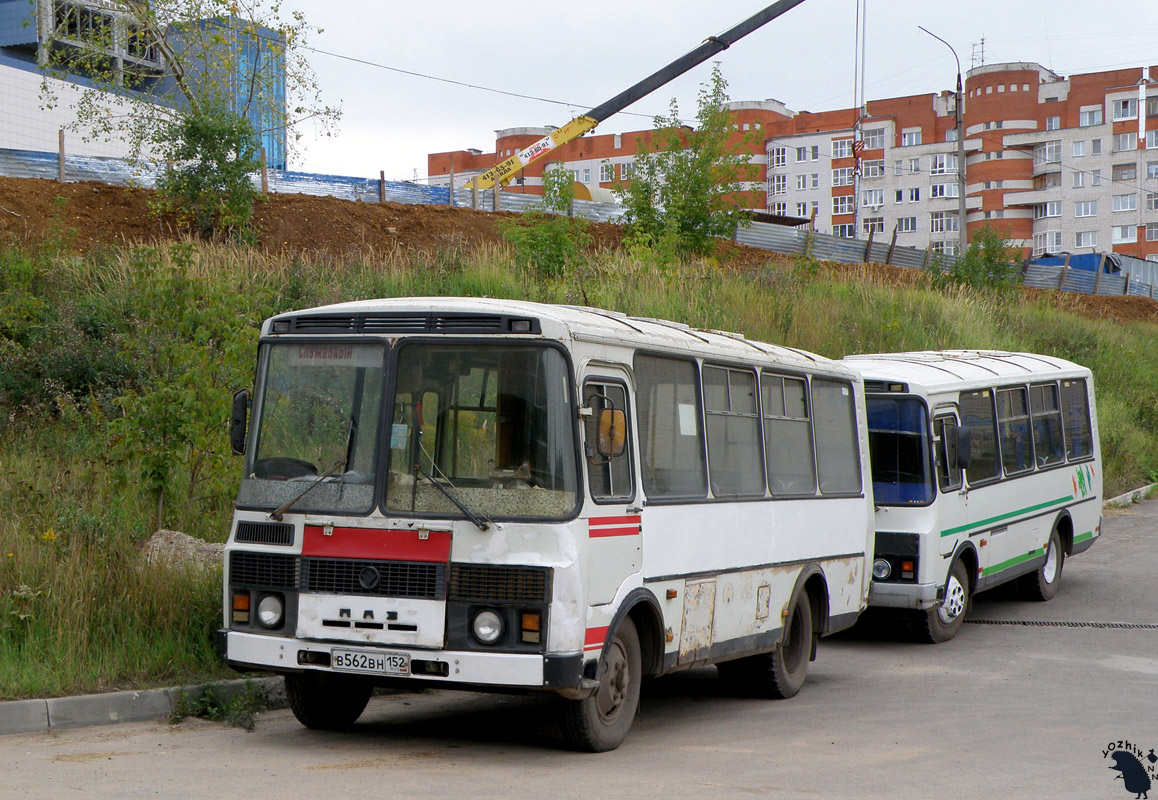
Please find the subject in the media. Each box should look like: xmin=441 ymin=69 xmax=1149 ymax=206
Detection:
xmin=940 ymin=495 xmax=1075 ymax=538
xmin=1073 ymin=531 xmax=1094 ymax=543
xmin=981 ymin=547 xmax=1046 ymax=578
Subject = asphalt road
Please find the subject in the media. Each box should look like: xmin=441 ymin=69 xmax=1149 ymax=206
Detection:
xmin=3 ymin=501 xmax=1157 ymax=799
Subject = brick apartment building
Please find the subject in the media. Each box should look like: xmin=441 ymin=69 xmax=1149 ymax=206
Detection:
xmin=429 ymin=61 xmax=1158 ymax=261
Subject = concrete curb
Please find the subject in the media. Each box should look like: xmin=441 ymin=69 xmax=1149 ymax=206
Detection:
xmin=0 ymin=677 xmax=285 ymax=736
xmin=1104 ymin=482 xmax=1158 ymax=509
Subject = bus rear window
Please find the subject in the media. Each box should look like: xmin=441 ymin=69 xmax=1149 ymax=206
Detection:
xmin=866 ymin=397 xmax=933 ymax=505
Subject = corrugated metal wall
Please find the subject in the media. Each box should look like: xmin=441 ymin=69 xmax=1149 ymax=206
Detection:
xmin=2 ymin=146 xmax=1155 ymax=301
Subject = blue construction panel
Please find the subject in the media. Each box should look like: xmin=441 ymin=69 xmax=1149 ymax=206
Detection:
xmin=0 ymin=0 xmax=37 ymax=48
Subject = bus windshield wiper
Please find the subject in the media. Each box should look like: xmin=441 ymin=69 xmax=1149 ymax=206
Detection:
xmin=269 ymin=459 xmax=345 ymax=521
xmin=414 ymin=463 xmax=490 ymax=531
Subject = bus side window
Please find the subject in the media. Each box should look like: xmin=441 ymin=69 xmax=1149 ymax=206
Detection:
xmin=1060 ymin=379 xmax=1093 ymax=460
xmin=635 ymin=355 xmax=707 ymax=499
xmin=811 ymin=378 xmax=862 ymax=495
xmin=1029 ymin=383 xmax=1065 ymax=467
xmin=996 ymin=386 xmax=1034 ymax=476
xmin=583 ymin=381 xmax=634 ymax=502
xmin=933 ymin=416 xmax=963 ymax=492
xmin=761 ymin=372 xmax=816 ymax=496
xmin=703 ymin=365 xmax=764 ymax=498
xmin=960 ymin=389 xmax=1000 ymax=485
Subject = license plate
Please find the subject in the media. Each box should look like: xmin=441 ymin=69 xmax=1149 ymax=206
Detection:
xmin=331 ymin=648 xmax=410 ymax=676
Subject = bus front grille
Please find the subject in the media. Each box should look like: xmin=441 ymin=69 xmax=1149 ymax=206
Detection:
xmin=448 ymin=564 xmax=551 ymax=603
xmin=234 ymin=521 xmax=295 ymax=546
xmin=301 ymin=558 xmax=446 ymax=600
xmin=229 ymin=551 xmax=298 ymax=589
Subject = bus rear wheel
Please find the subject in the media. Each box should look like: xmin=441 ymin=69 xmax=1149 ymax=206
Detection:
xmin=559 ymin=617 xmax=642 ymax=752
xmin=1020 ymin=527 xmax=1064 ymax=601
xmin=917 ymin=558 xmax=970 ymax=643
xmin=717 ymin=594 xmax=813 ymax=699
xmin=285 ymin=673 xmax=373 ymax=731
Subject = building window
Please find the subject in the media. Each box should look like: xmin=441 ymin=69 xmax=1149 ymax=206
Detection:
xmin=1112 ymin=225 xmax=1136 ymax=244
xmin=832 ymin=195 xmax=855 ymax=215
xmin=930 ymin=211 xmax=959 ymax=233
xmin=811 ymin=145 xmax=820 ymax=161
xmin=1149 ymin=193 xmax=1158 ymax=212
xmin=1113 ymin=194 xmax=1137 ymax=212
xmin=831 ymin=167 xmax=854 ymax=186
xmin=1073 ymin=171 xmax=1085 ymax=188
xmin=832 ymin=138 xmax=854 ymax=159
xmin=894 ymin=160 xmax=904 ymax=176
xmin=769 ymin=174 xmax=787 ymax=195
xmin=1079 ymin=108 xmax=1103 ymax=127
xmin=946 ymin=128 xmax=959 ymax=142
xmin=931 ymin=240 xmax=959 ymax=256
xmin=1045 ymin=116 xmax=1060 ymax=131
xmin=909 ymin=157 xmax=921 ymax=174
xmin=1149 ymin=97 xmax=1158 ymax=118
xmin=1075 ymin=201 xmax=1098 ymax=217
xmin=930 ymin=154 xmax=958 ymax=175
xmin=863 ymin=217 xmax=884 ymax=235
xmin=1033 ymin=231 xmax=1062 ymax=255
xmin=1147 ymin=223 xmax=1158 ymax=242
xmin=1113 ymin=163 xmax=1137 ymax=181
xmin=901 ymin=131 xmax=922 ymax=147
xmin=1075 ymin=231 xmax=1097 ymax=248
xmin=772 ymin=147 xmax=787 ymax=168
xmin=583 ymin=168 xmax=591 ymax=184
xmin=862 ymin=188 xmax=884 ymax=208
xmin=833 ymin=223 xmax=856 ymax=238
xmin=909 ymin=188 xmax=920 ymax=202
xmin=863 ymin=128 xmax=885 ymax=149
xmin=863 ymin=159 xmax=884 ymax=177
xmin=1149 ymin=162 xmax=1158 ymax=179
xmin=1035 ymin=141 xmax=1061 ymax=164
xmin=1036 ymin=172 xmax=1061 ymax=190
xmin=1035 ymin=201 xmax=1062 ymax=219
xmin=1072 ymin=141 xmax=1085 ymax=158
xmin=796 ymin=174 xmax=809 ymax=190
xmin=1091 ymin=139 xmax=1102 ymax=155
xmin=621 ymin=161 xmax=635 ymax=180
xmin=931 ymin=183 xmax=959 ymax=199
xmin=897 ymin=217 xmax=917 ymax=233
xmin=1112 ymin=98 xmax=1138 ymax=120
xmin=770 ymin=201 xmax=788 ymax=215
xmin=811 ymin=173 xmax=820 ymax=189
xmin=1115 ymin=133 xmax=1136 ymax=152
xmin=599 ymin=163 xmax=614 ymax=182
xmin=1147 ymin=130 xmax=1158 ymax=149
xmin=796 ymin=146 xmax=808 ymax=162
xmin=796 ymin=202 xmax=808 ymax=216
xmin=1092 ymin=169 xmax=1101 ymax=186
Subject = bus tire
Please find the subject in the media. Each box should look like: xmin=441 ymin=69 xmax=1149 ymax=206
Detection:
xmin=559 ymin=617 xmax=641 ymax=752
xmin=718 ymin=594 xmax=812 ymax=699
xmin=1020 ymin=527 xmax=1064 ymax=601
xmin=285 ymin=673 xmax=372 ymax=731
xmin=917 ymin=558 xmax=970 ymax=643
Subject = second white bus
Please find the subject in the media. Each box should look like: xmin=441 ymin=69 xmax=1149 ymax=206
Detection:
xmin=843 ymin=350 xmax=1101 ymax=642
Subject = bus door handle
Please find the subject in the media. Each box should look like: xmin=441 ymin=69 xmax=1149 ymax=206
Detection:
xmin=990 ymin=526 xmax=1008 ymax=536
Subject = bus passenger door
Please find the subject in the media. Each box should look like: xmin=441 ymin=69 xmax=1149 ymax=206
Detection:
xmin=581 ymin=372 xmax=641 ymax=607
xmin=933 ymin=413 xmax=981 ymax=569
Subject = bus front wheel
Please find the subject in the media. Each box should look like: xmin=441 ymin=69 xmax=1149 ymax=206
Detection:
xmin=918 ymin=559 xmax=970 ymax=643
xmin=285 ymin=673 xmax=372 ymax=730
xmin=559 ymin=617 xmax=642 ymax=752
xmin=1020 ymin=527 xmax=1064 ymax=601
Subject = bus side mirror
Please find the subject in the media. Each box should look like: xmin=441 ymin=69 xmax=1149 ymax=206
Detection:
xmin=955 ymin=425 xmax=972 ymax=469
xmin=597 ymin=408 xmax=627 ymax=458
xmin=230 ymin=389 xmax=249 ymax=456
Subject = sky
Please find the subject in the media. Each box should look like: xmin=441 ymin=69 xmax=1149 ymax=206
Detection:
xmin=278 ymin=0 xmax=1158 ymax=183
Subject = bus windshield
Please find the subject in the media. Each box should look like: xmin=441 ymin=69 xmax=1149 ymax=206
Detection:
xmin=386 ymin=343 xmax=578 ymax=520
xmin=866 ymin=396 xmax=934 ymax=506
xmin=239 ymin=342 xmax=385 ymax=514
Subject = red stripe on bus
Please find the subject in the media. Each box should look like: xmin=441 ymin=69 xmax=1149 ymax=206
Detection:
xmin=584 ymin=626 xmax=609 ymax=650
xmin=301 ymin=526 xmax=452 ymax=562
xmin=589 ymin=526 xmax=640 ymax=538
xmin=589 ymin=515 xmax=641 ymax=527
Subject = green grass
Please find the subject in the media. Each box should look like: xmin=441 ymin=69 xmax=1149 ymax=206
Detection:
xmin=2 ymin=238 xmax=1157 ymax=699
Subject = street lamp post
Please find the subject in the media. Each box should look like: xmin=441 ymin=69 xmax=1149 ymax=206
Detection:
xmin=919 ymin=26 xmax=968 ymax=255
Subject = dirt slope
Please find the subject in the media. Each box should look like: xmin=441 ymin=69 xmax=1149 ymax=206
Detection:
xmin=1 ymin=176 xmax=1155 ymax=325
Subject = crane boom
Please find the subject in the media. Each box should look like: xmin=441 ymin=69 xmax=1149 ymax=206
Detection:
xmin=462 ymin=0 xmax=809 ymax=191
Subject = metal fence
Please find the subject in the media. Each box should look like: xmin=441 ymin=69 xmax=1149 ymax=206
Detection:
xmin=2 ymin=145 xmax=1155 ymax=301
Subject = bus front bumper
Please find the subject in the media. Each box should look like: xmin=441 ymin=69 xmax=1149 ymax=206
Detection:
xmin=868 ymin=580 xmax=940 ymax=611
xmin=219 ymin=630 xmax=584 ymax=690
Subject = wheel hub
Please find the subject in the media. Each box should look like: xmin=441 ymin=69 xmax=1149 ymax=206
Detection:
xmin=938 ymin=575 xmax=966 ymax=623
xmin=596 ymin=641 xmax=629 ymax=720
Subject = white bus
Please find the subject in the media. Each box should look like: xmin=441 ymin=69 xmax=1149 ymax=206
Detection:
xmin=220 ymin=298 xmax=874 ymax=751
xmin=843 ymin=350 xmax=1101 ymax=642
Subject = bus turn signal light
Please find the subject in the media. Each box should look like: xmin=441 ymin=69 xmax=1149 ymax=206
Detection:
xmin=521 ymin=612 xmax=541 ymax=644
xmin=232 ymin=592 xmax=250 ymax=624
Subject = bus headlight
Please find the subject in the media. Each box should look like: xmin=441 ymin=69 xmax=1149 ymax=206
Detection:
xmin=472 ymin=610 xmax=504 ymax=644
xmin=872 ymin=559 xmax=892 ymax=580
xmin=257 ymin=594 xmax=284 ymax=628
